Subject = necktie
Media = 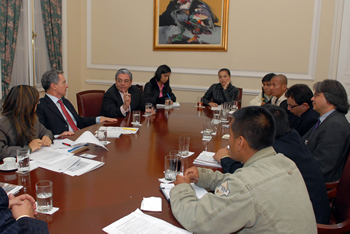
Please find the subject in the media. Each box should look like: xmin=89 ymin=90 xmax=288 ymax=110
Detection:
xmin=274 ymin=98 xmax=278 ymax=105
xmin=312 ymin=119 xmax=321 ymax=133
xmin=58 ymin=100 xmax=79 ymax=132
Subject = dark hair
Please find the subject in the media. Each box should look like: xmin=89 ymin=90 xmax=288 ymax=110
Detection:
xmin=115 ymin=68 xmax=133 ymax=81
xmin=313 ymin=79 xmax=349 ymax=114
xmin=2 ymin=85 xmax=39 ymax=145
xmin=218 ymin=68 xmax=231 ymax=76
xmin=262 ymin=73 xmax=276 ymax=83
xmin=154 ymin=65 xmax=171 ymax=82
xmin=285 ymin=84 xmax=313 ymax=106
xmin=41 ymin=70 xmax=64 ymax=91
xmin=262 ymin=105 xmax=290 ymax=138
xmin=231 ymin=106 xmax=275 ymax=150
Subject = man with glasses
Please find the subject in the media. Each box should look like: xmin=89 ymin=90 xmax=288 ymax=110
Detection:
xmin=285 ymin=84 xmax=319 ymax=137
xmin=302 ymin=79 xmax=350 ymax=182
xmin=100 ymin=68 xmax=144 ymax=118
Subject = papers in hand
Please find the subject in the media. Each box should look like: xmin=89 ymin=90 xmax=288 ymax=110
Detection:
xmin=193 ymin=151 xmax=222 ymax=168
xmin=103 ymin=208 xmax=191 ymax=234
xmin=160 ymin=183 xmax=207 ymax=202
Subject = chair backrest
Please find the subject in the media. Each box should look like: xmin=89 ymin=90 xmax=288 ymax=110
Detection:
xmin=76 ymin=90 xmax=105 ymax=117
xmin=135 ymin=84 xmax=144 ymax=95
xmin=333 ymin=151 xmax=350 ymax=222
xmin=237 ymin=87 xmax=243 ymax=109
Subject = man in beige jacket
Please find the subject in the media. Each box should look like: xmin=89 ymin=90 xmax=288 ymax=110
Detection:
xmin=170 ymin=106 xmax=317 ymax=233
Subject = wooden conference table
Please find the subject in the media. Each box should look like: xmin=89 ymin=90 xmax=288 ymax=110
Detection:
xmin=0 ymin=103 xmax=231 ymax=233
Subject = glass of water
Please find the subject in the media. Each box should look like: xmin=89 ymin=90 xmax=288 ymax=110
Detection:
xmin=96 ymin=129 xmax=107 ymax=145
xmin=164 ymin=155 xmax=178 ymax=181
xmin=132 ymin=110 xmax=141 ymax=124
xmin=36 ymin=180 xmax=53 ymax=212
xmin=145 ymin=103 xmax=153 ymax=116
xmin=16 ymin=148 xmax=30 ymax=174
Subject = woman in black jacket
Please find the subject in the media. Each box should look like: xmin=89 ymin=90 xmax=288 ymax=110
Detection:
xmin=143 ymin=65 xmax=176 ymax=105
xmin=202 ymin=68 xmax=239 ymax=107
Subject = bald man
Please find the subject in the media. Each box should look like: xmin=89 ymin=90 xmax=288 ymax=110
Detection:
xmin=267 ymin=74 xmax=288 ymax=113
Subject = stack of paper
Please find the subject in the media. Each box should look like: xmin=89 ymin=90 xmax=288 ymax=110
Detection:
xmin=160 ymin=183 xmax=207 ymax=202
xmin=0 ymin=182 xmax=23 ymax=195
xmin=99 ymin=126 xmax=139 ymax=138
xmin=193 ymin=151 xmax=222 ymax=168
xmin=156 ymin=102 xmax=181 ymax=109
xmin=103 ymin=209 xmax=191 ymax=234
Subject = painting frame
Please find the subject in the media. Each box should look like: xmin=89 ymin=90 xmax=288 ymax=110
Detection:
xmin=153 ymin=0 xmax=229 ymax=51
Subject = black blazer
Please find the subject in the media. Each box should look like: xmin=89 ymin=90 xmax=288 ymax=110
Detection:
xmin=288 ymin=107 xmax=320 ymax=137
xmin=37 ymin=95 xmax=96 ymax=135
xmin=220 ymin=129 xmax=330 ymax=224
xmin=100 ymin=85 xmax=144 ymax=118
xmin=143 ymin=77 xmax=176 ymax=105
xmin=302 ymin=110 xmax=350 ymax=182
xmin=202 ymin=83 xmax=238 ymax=106
xmin=0 ymin=187 xmax=49 ymax=233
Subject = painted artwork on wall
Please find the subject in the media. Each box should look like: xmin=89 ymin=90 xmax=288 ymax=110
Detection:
xmin=153 ymin=0 xmax=229 ymax=51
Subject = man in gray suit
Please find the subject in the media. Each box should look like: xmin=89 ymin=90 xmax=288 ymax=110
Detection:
xmin=302 ymin=79 xmax=350 ymax=182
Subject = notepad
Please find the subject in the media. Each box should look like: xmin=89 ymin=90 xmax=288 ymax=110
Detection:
xmin=160 ymin=183 xmax=207 ymax=202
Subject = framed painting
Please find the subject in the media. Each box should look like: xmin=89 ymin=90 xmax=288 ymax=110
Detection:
xmin=153 ymin=0 xmax=230 ymax=51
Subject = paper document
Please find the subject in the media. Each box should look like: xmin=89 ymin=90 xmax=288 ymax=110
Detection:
xmin=160 ymin=183 xmax=207 ymax=202
xmin=64 ymin=157 xmax=104 ymax=176
xmin=73 ymin=131 xmax=108 ymax=150
xmin=100 ymin=127 xmax=139 ymax=137
xmin=156 ymin=102 xmax=180 ymax=109
xmin=30 ymin=147 xmax=72 ymax=165
xmin=103 ymin=208 xmax=191 ymax=234
xmin=211 ymin=105 xmax=221 ymax=110
xmin=193 ymin=151 xmax=222 ymax=168
xmin=38 ymin=155 xmax=81 ymax=173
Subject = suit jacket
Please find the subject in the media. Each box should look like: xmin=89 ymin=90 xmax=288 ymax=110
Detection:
xmin=202 ymin=83 xmax=238 ymax=106
xmin=302 ymin=110 xmax=350 ymax=182
xmin=220 ymin=129 xmax=330 ymax=224
xmin=143 ymin=77 xmax=176 ymax=105
xmin=0 ymin=116 xmax=53 ymax=160
xmin=0 ymin=187 xmax=49 ymax=233
xmin=288 ymin=107 xmax=320 ymax=137
xmin=100 ymin=85 xmax=144 ymax=118
xmin=36 ymin=95 xmax=96 ymax=135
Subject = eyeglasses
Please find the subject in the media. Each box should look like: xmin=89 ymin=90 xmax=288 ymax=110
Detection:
xmin=288 ymin=104 xmax=300 ymax=109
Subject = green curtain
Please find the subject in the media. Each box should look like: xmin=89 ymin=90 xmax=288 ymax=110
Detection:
xmin=0 ymin=0 xmax=22 ymax=98
xmin=40 ymin=0 xmax=62 ymax=70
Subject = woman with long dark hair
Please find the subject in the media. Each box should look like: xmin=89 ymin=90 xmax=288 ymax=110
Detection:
xmin=202 ymin=68 xmax=239 ymax=107
xmin=0 ymin=85 xmax=53 ymax=159
xmin=143 ymin=65 xmax=176 ymax=106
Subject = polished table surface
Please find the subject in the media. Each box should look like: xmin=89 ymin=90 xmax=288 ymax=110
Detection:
xmin=0 ymin=103 xmax=230 ymax=233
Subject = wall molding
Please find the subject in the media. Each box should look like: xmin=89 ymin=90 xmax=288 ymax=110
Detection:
xmin=86 ymin=0 xmax=322 ymax=81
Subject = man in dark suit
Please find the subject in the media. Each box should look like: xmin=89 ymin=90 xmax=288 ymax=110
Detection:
xmin=213 ymin=105 xmax=330 ymax=224
xmin=285 ymin=84 xmax=320 ymax=137
xmin=37 ymin=70 xmax=117 ymax=136
xmin=0 ymin=187 xmax=49 ymax=233
xmin=266 ymin=74 xmax=289 ymax=113
xmin=302 ymin=79 xmax=350 ymax=182
xmin=100 ymin=68 xmax=144 ymax=118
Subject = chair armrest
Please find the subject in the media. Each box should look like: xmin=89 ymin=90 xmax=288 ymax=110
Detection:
xmin=327 ymin=188 xmax=337 ymax=200
xmin=326 ymin=180 xmax=339 ymax=189
xmin=317 ymin=219 xmax=350 ymax=234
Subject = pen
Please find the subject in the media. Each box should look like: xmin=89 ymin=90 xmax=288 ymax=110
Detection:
xmin=122 ymin=128 xmax=136 ymax=131
xmin=167 ymin=93 xmax=171 ymax=99
xmin=62 ymin=143 xmax=71 ymax=146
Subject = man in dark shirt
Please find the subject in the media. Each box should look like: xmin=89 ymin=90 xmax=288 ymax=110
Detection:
xmin=285 ymin=84 xmax=319 ymax=137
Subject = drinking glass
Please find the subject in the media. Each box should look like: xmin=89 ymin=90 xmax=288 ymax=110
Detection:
xmin=165 ymin=98 xmax=171 ymax=109
xmin=96 ymin=129 xmax=107 ymax=145
xmin=164 ymin=155 xmax=178 ymax=181
xmin=132 ymin=110 xmax=141 ymax=124
xmin=16 ymin=149 xmax=30 ymax=174
xmin=36 ymin=180 xmax=53 ymax=212
xmin=231 ymin=101 xmax=238 ymax=112
xmin=145 ymin=103 xmax=153 ymax=116
xmin=212 ymin=110 xmax=220 ymax=124
xmin=178 ymin=136 xmax=190 ymax=157
xmin=169 ymin=150 xmax=181 ymax=174
xmin=197 ymin=97 xmax=203 ymax=107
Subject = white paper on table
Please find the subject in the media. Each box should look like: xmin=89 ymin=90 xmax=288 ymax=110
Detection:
xmin=102 ymin=208 xmax=191 ymax=234
xmin=211 ymin=105 xmax=222 ymax=110
xmin=140 ymin=197 xmax=162 ymax=212
xmin=193 ymin=151 xmax=222 ymax=168
xmin=35 ymin=205 xmax=59 ymax=215
xmin=156 ymin=102 xmax=180 ymax=109
xmin=30 ymin=147 xmax=72 ymax=165
xmin=38 ymin=155 xmax=81 ymax=173
xmin=50 ymin=139 xmax=73 ymax=150
xmin=64 ymin=157 xmax=104 ymax=176
xmin=72 ymin=131 xmax=108 ymax=150
xmin=181 ymin=151 xmax=195 ymax=158
xmin=160 ymin=183 xmax=207 ymax=202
